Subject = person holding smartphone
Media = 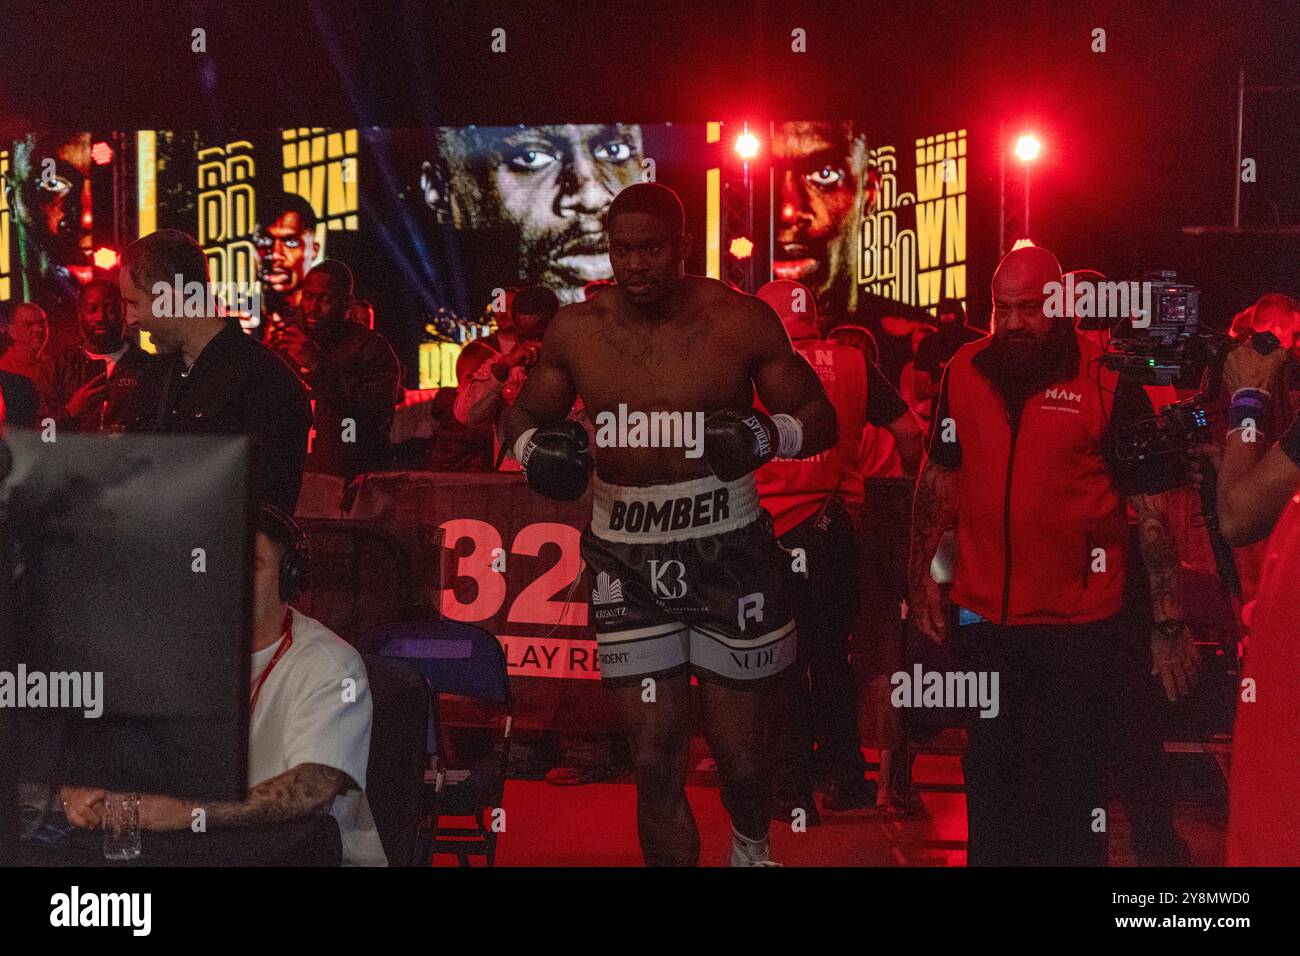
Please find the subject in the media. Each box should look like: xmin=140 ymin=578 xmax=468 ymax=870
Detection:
xmin=51 ymin=278 xmax=152 ymax=432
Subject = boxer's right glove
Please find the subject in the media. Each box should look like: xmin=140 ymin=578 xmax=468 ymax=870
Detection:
xmin=515 ymin=421 xmax=592 ymax=501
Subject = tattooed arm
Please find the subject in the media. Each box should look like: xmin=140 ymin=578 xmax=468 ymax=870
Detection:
xmin=1129 ymin=492 xmax=1199 ymax=702
xmin=136 ymin=764 xmax=354 ymax=831
xmin=909 ymin=459 xmax=960 ymax=643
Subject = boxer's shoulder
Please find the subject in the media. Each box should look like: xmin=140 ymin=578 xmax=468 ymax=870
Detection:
xmin=542 ymin=300 xmax=595 ymax=347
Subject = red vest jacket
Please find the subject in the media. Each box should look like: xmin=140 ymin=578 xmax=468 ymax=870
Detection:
xmin=757 ymin=338 xmax=867 ymax=536
xmin=946 ymin=332 xmax=1129 ymax=625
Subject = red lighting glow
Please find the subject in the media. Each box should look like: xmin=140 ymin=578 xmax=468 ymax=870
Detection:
xmin=734 ymin=131 xmax=759 ymax=160
xmin=729 ymin=236 xmax=754 ymax=259
xmin=1014 ymin=134 xmax=1041 ymax=163
xmin=93 ymin=248 xmax=119 ymax=269
xmin=91 ymin=141 xmax=114 ymax=166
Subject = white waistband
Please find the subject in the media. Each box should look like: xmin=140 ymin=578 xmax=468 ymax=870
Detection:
xmin=591 ymin=473 xmax=760 ymax=543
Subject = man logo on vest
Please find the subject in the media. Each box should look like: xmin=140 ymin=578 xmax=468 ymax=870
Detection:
xmin=1043 ymin=386 xmax=1083 ymax=412
xmin=1045 ymin=387 xmax=1082 ymax=402
xmin=649 ymin=559 xmax=688 ymax=600
xmin=737 ymin=592 xmax=765 ymax=631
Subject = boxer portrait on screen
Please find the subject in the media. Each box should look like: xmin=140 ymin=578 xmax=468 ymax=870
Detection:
xmin=422 ymin=124 xmax=645 ymax=305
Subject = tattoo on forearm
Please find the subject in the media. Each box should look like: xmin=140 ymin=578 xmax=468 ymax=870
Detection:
xmin=201 ymin=764 xmax=350 ymax=828
xmin=1133 ymin=496 xmax=1183 ymax=621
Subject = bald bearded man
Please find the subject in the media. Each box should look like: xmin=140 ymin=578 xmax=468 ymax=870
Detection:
xmin=908 ymin=244 xmax=1198 ymax=866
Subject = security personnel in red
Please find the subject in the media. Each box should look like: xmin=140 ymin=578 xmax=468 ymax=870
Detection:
xmin=909 ymin=244 xmax=1199 ymax=866
xmin=756 ymin=279 xmax=922 ymax=818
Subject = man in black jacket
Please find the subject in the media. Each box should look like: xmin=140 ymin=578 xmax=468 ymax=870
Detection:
xmin=269 ymin=259 xmax=402 ymax=482
xmin=51 ymin=278 xmax=153 ymax=432
xmin=118 ymin=229 xmax=313 ymax=515
xmin=0 ymin=370 xmax=38 ymax=429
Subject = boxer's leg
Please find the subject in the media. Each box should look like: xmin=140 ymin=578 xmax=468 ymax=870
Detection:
xmin=611 ymin=668 xmax=699 ymax=866
xmin=699 ymin=675 xmax=776 ymax=850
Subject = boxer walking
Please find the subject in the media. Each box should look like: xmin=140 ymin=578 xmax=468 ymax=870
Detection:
xmin=504 ymin=183 xmax=837 ymax=866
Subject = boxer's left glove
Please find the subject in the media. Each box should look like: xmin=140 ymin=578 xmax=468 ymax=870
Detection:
xmin=515 ymin=421 xmax=592 ymax=501
xmin=704 ymin=408 xmax=803 ymax=481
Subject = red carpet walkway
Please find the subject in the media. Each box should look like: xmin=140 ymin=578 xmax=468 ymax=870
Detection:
xmin=443 ymin=749 xmax=1227 ymax=867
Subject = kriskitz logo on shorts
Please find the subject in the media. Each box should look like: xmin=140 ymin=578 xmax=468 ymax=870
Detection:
xmin=592 ymin=571 xmax=627 ymax=621
xmin=594 ymin=404 xmax=705 ymax=458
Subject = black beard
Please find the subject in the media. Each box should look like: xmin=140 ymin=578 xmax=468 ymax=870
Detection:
xmin=972 ymin=321 xmax=1079 ymax=410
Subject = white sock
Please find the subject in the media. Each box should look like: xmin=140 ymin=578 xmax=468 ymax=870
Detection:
xmin=730 ymin=826 xmax=772 ymax=866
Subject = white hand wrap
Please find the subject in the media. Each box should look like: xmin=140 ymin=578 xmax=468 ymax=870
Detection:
xmin=513 ymin=427 xmax=538 ymax=464
xmin=771 ymin=413 xmax=803 ymax=457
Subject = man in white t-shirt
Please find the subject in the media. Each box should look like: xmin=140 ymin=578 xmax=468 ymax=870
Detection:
xmin=61 ymin=506 xmax=387 ymax=866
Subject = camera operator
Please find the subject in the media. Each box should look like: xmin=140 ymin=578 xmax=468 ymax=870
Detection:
xmin=909 ymin=244 xmax=1199 ymax=866
xmin=454 ymin=285 xmax=561 ymax=470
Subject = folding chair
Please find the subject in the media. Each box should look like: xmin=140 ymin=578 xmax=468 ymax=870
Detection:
xmin=357 ymin=620 xmax=512 ymax=866
xmin=295 ymin=518 xmax=441 ymax=644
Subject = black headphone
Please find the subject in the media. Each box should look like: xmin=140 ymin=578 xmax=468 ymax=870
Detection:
xmin=259 ymin=504 xmax=310 ymax=603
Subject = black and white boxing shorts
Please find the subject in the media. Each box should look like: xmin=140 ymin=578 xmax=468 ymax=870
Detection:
xmin=580 ymin=473 xmax=797 ymax=685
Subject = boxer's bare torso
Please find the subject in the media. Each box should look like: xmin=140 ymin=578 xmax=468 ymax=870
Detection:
xmin=525 ymin=276 xmax=791 ymax=484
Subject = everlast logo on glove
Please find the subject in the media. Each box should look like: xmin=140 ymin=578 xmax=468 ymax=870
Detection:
xmin=742 ymin=415 xmax=773 ymax=458
xmin=608 ymin=486 xmax=731 ymax=533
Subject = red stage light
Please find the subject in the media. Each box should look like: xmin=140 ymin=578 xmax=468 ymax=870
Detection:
xmin=91 ymin=141 xmax=114 ymax=165
xmin=734 ymin=131 xmax=759 ymax=160
xmin=1014 ymin=134 xmax=1041 ymax=163
xmin=93 ymin=247 xmax=119 ymax=269
xmin=729 ymin=236 xmax=754 ymax=259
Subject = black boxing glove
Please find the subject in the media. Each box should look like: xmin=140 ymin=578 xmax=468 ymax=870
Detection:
xmin=703 ymin=408 xmax=803 ymax=481
xmin=515 ymin=421 xmax=592 ymax=501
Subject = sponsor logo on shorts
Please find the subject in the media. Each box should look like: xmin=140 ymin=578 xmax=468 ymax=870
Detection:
xmin=649 ymin=559 xmax=688 ymax=600
xmin=592 ymin=571 xmax=623 ymax=606
xmin=608 ymin=487 xmax=731 ymax=534
xmin=591 ymin=571 xmax=627 ymax=621
xmin=737 ymin=592 xmax=765 ymax=631
xmin=728 ymin=644 xmax=783 ymax=672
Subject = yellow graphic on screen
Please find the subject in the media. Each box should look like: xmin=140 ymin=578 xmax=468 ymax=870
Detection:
xmin=282 ymin=128 xmax=360 ymax=256
xmin=197 ymin=140 xmax=258 ymax=315
xmin=861 ymin=128 xmax=967 ymax=314
xmin=0 ymin=149 xmax=10 ymax=302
